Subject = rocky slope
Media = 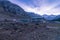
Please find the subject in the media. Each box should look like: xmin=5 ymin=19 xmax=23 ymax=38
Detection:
xmin=0 ymin=0 xmax=31 ymax=21
xmin=0 ymin=21 xmax=60 ymax=40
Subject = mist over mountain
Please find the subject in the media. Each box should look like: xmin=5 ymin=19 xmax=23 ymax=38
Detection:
xmin=42 ymin=14 xmax=57 ymax=20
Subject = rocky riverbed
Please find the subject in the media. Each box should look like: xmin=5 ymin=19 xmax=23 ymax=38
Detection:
xmin=0 ymin=21 xmax=60 ymax=40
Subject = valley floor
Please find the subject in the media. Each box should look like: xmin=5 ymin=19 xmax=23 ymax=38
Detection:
xmin=0 ymin=21 xmax=60 ymax=40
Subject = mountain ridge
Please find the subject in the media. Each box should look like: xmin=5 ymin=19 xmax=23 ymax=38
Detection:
xmin=0 ymin=0 xmax=31 ymax=20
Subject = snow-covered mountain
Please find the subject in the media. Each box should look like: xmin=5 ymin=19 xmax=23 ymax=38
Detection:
xmin=42 ymin=14 xmax=56 ymax=20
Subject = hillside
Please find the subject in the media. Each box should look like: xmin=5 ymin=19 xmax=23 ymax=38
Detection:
xmin=0 ymin=0 xmax=31 ymax=21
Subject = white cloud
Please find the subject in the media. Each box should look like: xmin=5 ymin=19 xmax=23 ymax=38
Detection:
xmin=9 ymin=0 xmax=60 ymax=15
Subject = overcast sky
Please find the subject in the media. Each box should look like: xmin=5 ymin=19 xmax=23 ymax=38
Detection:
xmin=9 ymin=0 xmax=60 ymax=15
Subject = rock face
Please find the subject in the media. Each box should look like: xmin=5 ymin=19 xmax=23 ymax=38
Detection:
xmin=0 ymin=0 xmax=30 ymax=21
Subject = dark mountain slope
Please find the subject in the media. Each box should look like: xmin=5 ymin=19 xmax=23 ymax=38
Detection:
xmin=0 ymin=0 xmax=31 ymax=20
xmin=52 ymin=15 xmax=60 ymax=21
xmin=27 ymin=12 xmax=43 ymax=18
